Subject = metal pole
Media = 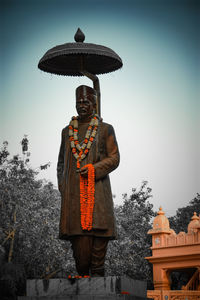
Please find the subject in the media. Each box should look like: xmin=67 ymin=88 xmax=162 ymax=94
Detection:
xmin=80 ymin=56 xmax=101 ymax=117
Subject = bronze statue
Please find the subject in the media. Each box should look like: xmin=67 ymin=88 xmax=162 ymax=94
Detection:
xmin=57 ymin=85 xmax=120 ymax=276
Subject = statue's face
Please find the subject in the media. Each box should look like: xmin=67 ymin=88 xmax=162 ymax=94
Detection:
xmin=76 ymin=89 xmax=95 ymax=120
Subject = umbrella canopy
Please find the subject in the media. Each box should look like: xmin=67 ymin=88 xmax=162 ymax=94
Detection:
xmin=38 ymin=28 xmax=123 ymax=76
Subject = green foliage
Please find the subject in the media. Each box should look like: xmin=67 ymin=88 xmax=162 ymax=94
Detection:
xmin=0 ymin=141 xmax=75 ymax=278
xmin=106 ymin=181 xmax=156 ymax=287
xmin=168 ymin=193 xmax=200 ymax=234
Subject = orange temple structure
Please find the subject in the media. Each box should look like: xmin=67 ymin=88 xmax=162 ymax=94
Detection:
xmin=146 ymin=207 xmax=200 ymax=300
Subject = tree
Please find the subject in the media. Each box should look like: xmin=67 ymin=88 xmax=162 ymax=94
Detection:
xmin=105 ymin=181 xmax=156 ymax=288
xmin=168 ymin=193 xmax=200 ymax=234
xmin=0 ymin=140 xmax=75 ymax=282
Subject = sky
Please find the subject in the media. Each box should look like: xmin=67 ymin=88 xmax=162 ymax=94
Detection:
xmin=0 ymin=0 xmax=200 ymax=217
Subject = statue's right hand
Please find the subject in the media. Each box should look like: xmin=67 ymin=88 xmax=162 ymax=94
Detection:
xmin=58 ymin=181 xmax=64 ymax=193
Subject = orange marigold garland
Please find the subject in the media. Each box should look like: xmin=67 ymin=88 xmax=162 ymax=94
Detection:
xmin=80 ymin=164 xmax=95 ymax=231
xmin=69 ymin=115 xmax=99 ymax=231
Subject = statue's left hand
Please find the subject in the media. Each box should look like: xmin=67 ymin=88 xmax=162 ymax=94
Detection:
xmin=80 ymin=166 xmax=88 ymax=177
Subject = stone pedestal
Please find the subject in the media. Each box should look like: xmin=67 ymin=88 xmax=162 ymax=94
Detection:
xmin=18 ymin=276 xmax=152 ymax=300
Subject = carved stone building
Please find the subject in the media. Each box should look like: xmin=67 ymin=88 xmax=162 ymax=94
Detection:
xmin=146 ymin=207 xmax=200 ymax=300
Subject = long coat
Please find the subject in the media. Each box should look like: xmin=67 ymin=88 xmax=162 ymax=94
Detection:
xmin=57 ymin=120 xmax=120 ymax=240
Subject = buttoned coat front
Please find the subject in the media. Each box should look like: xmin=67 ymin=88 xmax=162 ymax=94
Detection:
xmin=57 ymin=120 xmax=120 ymax=240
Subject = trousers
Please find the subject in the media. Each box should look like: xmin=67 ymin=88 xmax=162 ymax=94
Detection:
xmin=70 ymin=236 xmax=109 ymax=276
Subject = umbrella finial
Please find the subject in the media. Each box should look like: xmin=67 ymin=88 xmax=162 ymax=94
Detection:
xmin=74 ymin=28 xmax=85 ymax=43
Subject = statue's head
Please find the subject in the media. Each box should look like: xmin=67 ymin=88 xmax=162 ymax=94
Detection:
xmin=76 ymin=85 xmax=97 ymax=120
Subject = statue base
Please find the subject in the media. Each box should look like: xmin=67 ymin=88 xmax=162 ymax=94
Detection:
xmin=18 ymin=276 xmax=152 ymax=300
